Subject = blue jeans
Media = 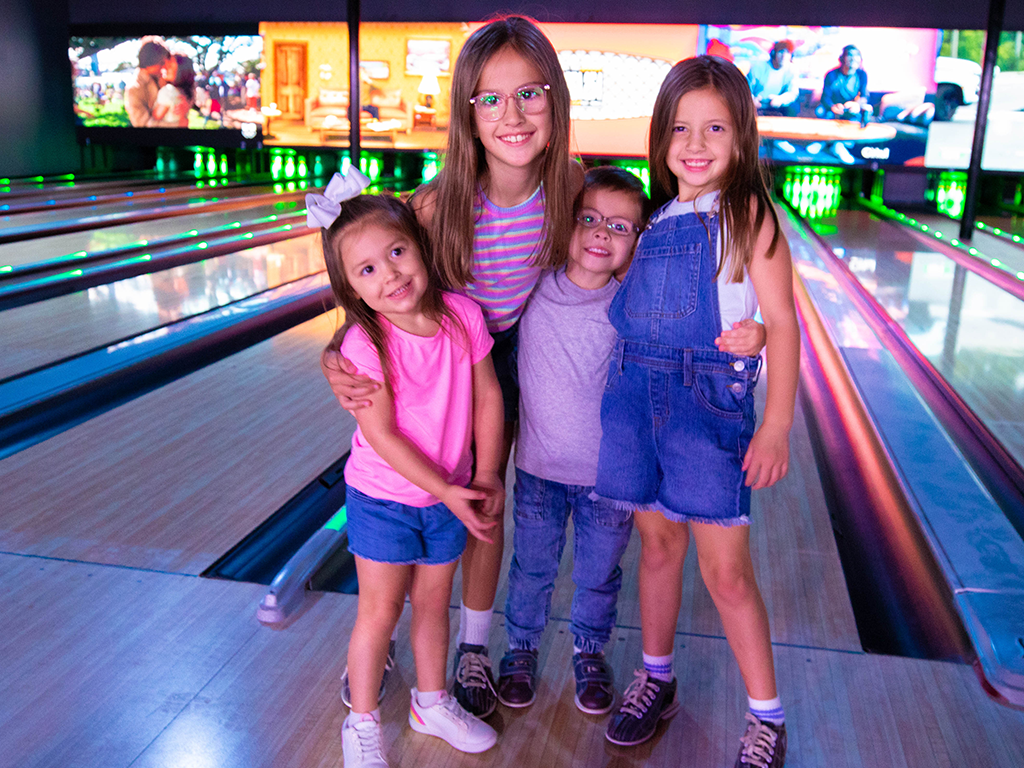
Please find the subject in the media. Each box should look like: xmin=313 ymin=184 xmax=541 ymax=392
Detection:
xmin=504 ymin=468 xmax=633 ymax=654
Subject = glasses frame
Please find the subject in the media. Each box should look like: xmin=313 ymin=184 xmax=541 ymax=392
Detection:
xmin=469 ymin=83 xmax=551 ymax=122
xmin=575 ymin=209 xmax=642 ymax=238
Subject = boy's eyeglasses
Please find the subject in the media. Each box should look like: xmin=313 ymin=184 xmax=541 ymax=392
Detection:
xmin=576 ymin=209 xmax=641 ymax=237
xmin=470 ymin=83 xmax=550 ymax=122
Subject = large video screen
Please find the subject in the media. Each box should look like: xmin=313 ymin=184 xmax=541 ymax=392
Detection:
xmin=74 ymin=23 xmax=1022 ymax=170
xmin=70 ymin=35 xmax=264 ymax=136
xmin=925 ymin=30 xmax=1024 ymax=172
xmin=702 ymin=25 xmax=941 ymax=167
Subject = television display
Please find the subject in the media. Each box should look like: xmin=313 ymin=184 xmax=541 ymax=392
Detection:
xmin=70 ymin=35 xmax=265 ymax=138
xmin=924 ymin=30 xmax=1024 ymax=172
xmin=701 ymin=25 xmax=942 ymax=167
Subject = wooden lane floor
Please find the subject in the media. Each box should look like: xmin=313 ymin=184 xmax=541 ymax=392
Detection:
xmin=0 ymin=183 xmax=287 ymax=234
xmin=812 ymin=208 xmax=1024 ymax=466
xmin=0 ymin=310 xmax=354 ymax=574
xmin=0 ymin=199 xmax=302 ymax=272
xmin=3 ymin=386 xmax=1024 ymax=767
xmin=0 ymin=232 xmax=324 ymax=381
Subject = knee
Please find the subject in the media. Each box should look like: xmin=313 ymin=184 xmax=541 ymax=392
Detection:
xmin=640 ymin=531 xmax=687 ymax=571
xmin=358 ymin=595 xmax=404 ymax=629
xmin=702 ymin=561 xmax=758 ymax=607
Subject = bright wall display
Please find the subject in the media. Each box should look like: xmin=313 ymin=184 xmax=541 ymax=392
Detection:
xmin=70 ymin=35 xmax=264 ymax=135
xmin=702 ymin=25 xmax=942 ymax=167
xmin=924 ymin=30 xmax=1024 ymax=172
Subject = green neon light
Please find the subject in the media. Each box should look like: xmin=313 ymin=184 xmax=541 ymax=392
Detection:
xmin=324 ymin=505 xmax=348 ymax=532
xmin=0 ymin=265 xmax=12 ymax=273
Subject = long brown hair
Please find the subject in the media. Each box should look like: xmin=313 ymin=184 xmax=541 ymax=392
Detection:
xmin=320 ymin=195 xmax=465 ymax=393
xmin=648 ymin=55 xmax=781 ymax=282
xmin=421 ymin=15 xmax=577 ymax=288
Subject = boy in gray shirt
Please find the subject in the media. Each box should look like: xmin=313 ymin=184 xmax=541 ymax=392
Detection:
xmin=496 ymin=167 xmax=765 ymax=716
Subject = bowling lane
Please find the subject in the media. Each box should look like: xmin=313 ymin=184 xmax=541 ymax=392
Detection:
xmin=1 ymin=231 xmax=324 ymax=381
xmin=898 ymin=212 xmax=1024 ymax=276
xmin=0 ymin=199 xmax=303 ymax=273
xmin=0 ymin=183 xmax=301 ymax=239
xmin=808 ymin=208 xmax=1024 ymax=464
xmin=0 ymin=310 xmax=356 ymax=574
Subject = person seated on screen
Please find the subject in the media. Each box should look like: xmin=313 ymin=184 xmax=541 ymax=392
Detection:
xmin=152 ymin=54 xmax=196 ymax=128
xmin=816 ymin=45 xmax=872 ymax=126
xmin=126 ymin=37 xmax=170 ymax=127
xmin=748 ymin=40 xmax=800 ymax=117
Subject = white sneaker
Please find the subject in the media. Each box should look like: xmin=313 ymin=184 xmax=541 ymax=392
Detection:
xmin=341 ymin=714 xmax=389 ymax=767
xmin=408 ymin=689 xmax=497 ymax=753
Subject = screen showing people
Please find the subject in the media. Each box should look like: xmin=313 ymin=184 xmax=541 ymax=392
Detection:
xmin=71 ymin=35 xmax=264 ymax=132
xmin=703 ymin=25 xmax=943 ymax=167
xmin=68 ymin=25 xmax=1021 ymax=170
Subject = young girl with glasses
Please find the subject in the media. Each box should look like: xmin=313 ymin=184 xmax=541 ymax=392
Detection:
xmin=322 ymin=15 xmax=580 ymax=719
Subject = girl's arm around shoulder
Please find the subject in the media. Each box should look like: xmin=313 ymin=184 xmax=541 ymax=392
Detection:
xmin=351 ymin=379 xmax=497 ymax=543
xmin=743 ymin=209 xmax=800 ymax=490
xmin=321 ymin=323 xmax=382 ymax=411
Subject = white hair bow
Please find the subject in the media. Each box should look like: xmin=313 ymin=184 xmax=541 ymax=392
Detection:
xmin=305 ymin=168 xmax=372 ymax=229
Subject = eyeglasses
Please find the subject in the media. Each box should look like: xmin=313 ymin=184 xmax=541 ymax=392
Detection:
xmin=576 ymin=209 xmax=641 ymax=237
xmin=470 ymin=83 xmax=550 ymax=122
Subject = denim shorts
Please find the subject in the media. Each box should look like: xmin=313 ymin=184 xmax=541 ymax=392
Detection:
xmin=594 ymin=341 xmax=760 ymax=527
xmin=490 ymin=321 xmax=519 ymax=423
xmin=345 ymin=485 xmax=467 ymax=565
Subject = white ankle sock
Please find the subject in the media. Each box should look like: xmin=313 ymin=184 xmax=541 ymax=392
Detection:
xmin=748 ymin=695 xmax=785 ymax=725
xmin=642 ymin=652 xmax=674 ymax=682
xmin=459 ymin=603 xmax=493 ymax=647
xmin=346 ymin=709 xmax=380 ymax=725
xmin=416 ymin=689 xmax=444 ymax=708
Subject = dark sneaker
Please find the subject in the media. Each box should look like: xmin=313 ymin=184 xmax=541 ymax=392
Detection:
xmin=604 ymin=670 xmax=679 ymax=746
xmin=734 ymin=713 xmax=787 ymax=768
xmin=496 ymin=648 xmax=539 ymax=708
xmin=451 ymin=643 xmax=497 ymax=718
xmin=341 ymin=639 xmax=396 ymax=708
xmin=573 ymin=651 xmax=614 ymax=715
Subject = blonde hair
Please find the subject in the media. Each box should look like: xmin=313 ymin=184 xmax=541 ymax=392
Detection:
xmin=648 ymin=56 xmax=781 ymax=282
xmin=421 ymin=15 xmax=577 ymax=288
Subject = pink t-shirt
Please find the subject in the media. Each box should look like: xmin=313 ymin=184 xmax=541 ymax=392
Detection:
xmin=341 ymin=292 xmax=494 ymax=506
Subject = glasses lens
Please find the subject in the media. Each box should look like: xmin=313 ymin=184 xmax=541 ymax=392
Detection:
xmin=516 ymin=85 xmax=548 ymax=114
xmin=578 ymin=211 xmax=600 ymax=228
xmin=473 ymin=93 xmax=505 ymax=121
xmin=608 ymin=219 xmax=634 ymax=236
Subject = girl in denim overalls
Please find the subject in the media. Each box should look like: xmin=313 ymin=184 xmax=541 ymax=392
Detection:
xmin=596 ymin=57 xmax=800 ymax=768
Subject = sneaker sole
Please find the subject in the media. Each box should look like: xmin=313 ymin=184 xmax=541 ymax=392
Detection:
xmin=574 ymin=693 xmax=614 ymax=716
xmin=408 ymin=714 xmax=497 ymax=753
xmin=497 ymin=690 xmax=536 ymax=708
xmin=604 ymin=700 xmax=681 ymax=746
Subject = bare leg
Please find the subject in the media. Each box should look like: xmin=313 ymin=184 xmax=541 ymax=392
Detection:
xmin=634 ymin=510 xmax=690 ymax=657
xmin=408 ymin=560 xmax=460 ymax=693
xmin=690 ymin=522 xmax=777 ymax=699
xmin=347 ymin=557 xmax=410 ymax=713
xmin=460 ymin=421 xmax=514 ymax=612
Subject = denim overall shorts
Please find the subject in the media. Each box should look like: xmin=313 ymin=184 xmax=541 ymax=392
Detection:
xmin=593 ymin=204 xmax=761 ymax=526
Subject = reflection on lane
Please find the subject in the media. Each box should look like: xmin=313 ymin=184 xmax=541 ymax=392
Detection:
xmin=810 ymin=209 xmax=1024 ymax=464
xmin=1 ymin=233 xmax=324 ymax=381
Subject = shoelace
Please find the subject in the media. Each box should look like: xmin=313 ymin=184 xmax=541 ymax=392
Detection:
xmin=434 ymin=694 xmax=473 ymax=731
xmin=349 ymin=720 xmax=385 ymax=758
xmin=456 ymin=651 xmax=495 ymax=692
xmin=737 ymin=713 xmax=779 ymax=768
xmin=618 ymin=670 xmax=659 ymax=718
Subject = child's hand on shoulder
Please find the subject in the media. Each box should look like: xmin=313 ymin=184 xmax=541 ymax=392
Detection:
xmin=742 ymin=423 xmax=790 ymax=490
xmin=320 ymin=348 xmax=381 ymax=411
xmin=471 ymin=470 xmax=505 ymax=521
xmin=715 ymin=319 xmax=766 ymax=358
xmin=440 ymin=484 xmax=498 ymax=543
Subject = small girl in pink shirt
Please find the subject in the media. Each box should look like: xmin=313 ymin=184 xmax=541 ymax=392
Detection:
xmin=310 ymin=174 xmax=505 ymax=767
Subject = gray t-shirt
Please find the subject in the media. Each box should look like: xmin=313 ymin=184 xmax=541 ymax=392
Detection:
xmin=515 ymin=268 xmax=619 ymax=487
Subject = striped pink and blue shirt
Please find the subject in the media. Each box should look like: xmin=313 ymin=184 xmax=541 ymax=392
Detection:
xmin=466 ymin=185 xmax=546 ymax=333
